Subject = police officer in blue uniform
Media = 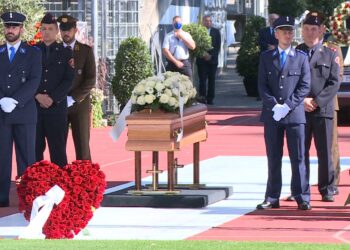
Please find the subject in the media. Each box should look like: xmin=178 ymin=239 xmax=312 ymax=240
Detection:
xmin=296 ymin=12 xmax=340 ymax=202
xmin=257 ymin=16 xmax=312 ymax=210
xmin=0 ymin=11 xmax=42 ymax=207
xmin=35 ymin=13 xmax=74 ymax=167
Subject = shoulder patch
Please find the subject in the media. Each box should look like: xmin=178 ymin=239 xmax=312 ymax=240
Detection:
xmin=296 ymin=49 xmax=307 ymax=56
xmin=0 ymin=47 xmax=6 ymax=53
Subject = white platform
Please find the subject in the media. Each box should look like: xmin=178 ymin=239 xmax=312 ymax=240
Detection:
xmin=0 ymin=156 xmax=349 ymax=240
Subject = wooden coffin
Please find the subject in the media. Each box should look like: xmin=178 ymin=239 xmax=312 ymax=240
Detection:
xmin=125 ymin=103 xmax=207 ymax=151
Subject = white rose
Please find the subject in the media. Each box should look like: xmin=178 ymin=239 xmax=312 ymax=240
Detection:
xmin=164 ymin=88 xmax=173 ymax=97
xmin=171 ymin=88 xmax=179 ymax=96
xmin=145 ymin=81 xmax=156 ymax=88
xmin=131 ymin=94 xmax=137 ymax=104
xmin=145 ymin=86 xmax=154 ymax=94
xmin=191 ymin=88 xmax=197 ymax=98
xmin=134 ymin=84 xmax=145 ymax=95
xmin=168 ymin=97 xmax=176 ymax=106
xmin=137 ymin=96 xmax=145 ymax=105
xmin=145 ymin=94 xmax=155 ymax=104
xmin=155 ymin=82 xmax=165 ymax=92
xmin=159 ymin=94 xmax=170 ymax=104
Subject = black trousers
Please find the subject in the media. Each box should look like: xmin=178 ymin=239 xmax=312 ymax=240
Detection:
xmin=305 ymin=113 xmax=334 ymax=196
xmin=0 ymin=122 xmax=36 ymax=202
xmin=197 ymin=62 xmax=218 ymax=103
xmin=264 ymin=121 xmax=310 ymax=203
xmin=36 ymin=114 xmax=68 ymax=167
xmin=166 ymin=59 xmax=192 ymax=78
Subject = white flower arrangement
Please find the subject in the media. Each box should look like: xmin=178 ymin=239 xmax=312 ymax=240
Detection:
xmin=130 ymin=71 xmax=197 ymax=112
xmin=330 ymin=1 xmax=350 ymax=45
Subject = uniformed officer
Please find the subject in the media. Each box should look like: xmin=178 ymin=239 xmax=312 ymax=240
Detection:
xmin=162 ymin=16 xmax=196 ymax=78
xmin=296 ymin=12 xmax=340 ymax=202
xmin=0 ymin=11 xmax=42 ymax=207
xmin=57 ymin=14 xmax=96 ymax=161
xmin=257 ymin=16 xmax=311 ymax=210
xmin=35 ymin=13 xmax=74 ymax=167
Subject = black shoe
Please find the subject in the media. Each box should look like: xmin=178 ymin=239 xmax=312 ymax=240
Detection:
xmin=256 ymin=201 xmax=280 ymax=210
xmin=322 ymin=194 xmax=334 ymax=202
xmin=333 ymin=187 xmax=339 ymax=195
xmin=0 ymin=200 xmax=9 ymax=207
xmin=285 ymin=195 xmax=295 ymax=201
xmin=298 ymin=201 xmax=311 ymax=210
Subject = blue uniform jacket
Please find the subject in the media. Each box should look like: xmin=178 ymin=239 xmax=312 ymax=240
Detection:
xmin=258 ymin=48 xmax=311 ymax=124
xmin=296 ymin=43 xmax=340 ymax=118
xmin=0 ymin=42 xmax=42 ymax=124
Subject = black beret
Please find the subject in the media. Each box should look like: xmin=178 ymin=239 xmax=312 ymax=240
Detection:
xmin=303 ymin=12 xmax=324 ymax=26
xmin=41 ymin=13 xmax=57 ymax=24
xmin=0 ymin=11 xmax=26 ymax=25
xmin=273 ymin=16 xmax=295 ymax=30
xmin=57 ymin=15 xmax=77 ymax=31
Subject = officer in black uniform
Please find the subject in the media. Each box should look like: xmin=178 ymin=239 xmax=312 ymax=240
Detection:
xmin=0 ymin=11 xmax=42 ymax=207
xmin=296 ymin=12 xmax=340 ymax=202
xmin=257 ymin=16 xmax=311 ymax=210
xmin=35 ymin=13 xmax=74 ymax=167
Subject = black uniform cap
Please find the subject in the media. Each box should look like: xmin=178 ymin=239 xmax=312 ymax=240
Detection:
xmin=273 ymin=16 xmax=295 ymax=30
xmin=1 ymin=11 xmax=26 ymax=26
xmin=303 ymin=12 xmax=325 ymax=26
xmin=57 ymin=15 xmax=77 ymax=31
xmin=41 ymin=13 xmax=57 ymax=24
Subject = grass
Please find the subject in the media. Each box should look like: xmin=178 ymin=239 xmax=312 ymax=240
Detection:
xmin=1 ymin=240 xmax=350 ymax=250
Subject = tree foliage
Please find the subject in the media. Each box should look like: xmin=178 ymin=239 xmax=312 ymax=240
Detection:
xmin=236 ymin=15 xmax=266 ymax=80
xmin=268 ymin=0 xmax=307 ymax=17
xmin=0 ymin=0 xmax=45 ymax=43
xmin=111 ymin=37 xmax=153 ymax=108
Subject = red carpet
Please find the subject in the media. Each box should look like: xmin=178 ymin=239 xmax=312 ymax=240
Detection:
xmin=1 ymin=107 xmax=350 ymax=243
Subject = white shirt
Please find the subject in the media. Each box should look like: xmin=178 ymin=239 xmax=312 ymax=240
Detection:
xmin=278 ymin=46 xmax=291 ymax=56
xmin=6 ymin=41 xmax=21 ymax=60
xmin=63 ymin=40 xmax=76 ymax=50
xmin=162 ymin=30 xmax=191 ymax=60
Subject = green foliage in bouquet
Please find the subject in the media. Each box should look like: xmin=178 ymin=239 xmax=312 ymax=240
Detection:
xmin=183 ymin=23 xmax=212 ymax=58
xmin=236 ymin=15 xmax=266 ymax=80
xmin=268 ymin=0 xmax=306 ymax=17
xmin=111 ymin=37 xmax=153 ymax=109
xmin=90 ymin=88 xmax=104 ymax=128
xmin=131 ymin=71 xmax=197 ymax=113
xmin=0 ymin=0 xmax=45 ymax=43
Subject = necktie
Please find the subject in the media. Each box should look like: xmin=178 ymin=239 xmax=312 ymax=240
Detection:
xmin=308 ymin=49 xmax=314 ymax=60
xmin=280 ymin=51 xmax=286 ymax=69
xmin=9 ymin=47 xmax=15 ymax=63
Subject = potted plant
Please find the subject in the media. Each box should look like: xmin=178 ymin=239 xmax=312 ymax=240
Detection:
xmin=111 ymin=37 xmax=153 ymax=110
xmin=236 ymin=15 xmax=266 ymax=97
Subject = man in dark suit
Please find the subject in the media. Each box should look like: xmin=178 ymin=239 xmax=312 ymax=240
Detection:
xmin=296 ymin=12 xmax=340 ymax=202
xmin=257 ymin=16 xmax=311 ymax=210
xmin=258 ymin=13 xmax=279 ymax=52
xmin=57 ymin=15 xmax=96 ymax=161
xmin=0 ymin=11 xmax=42 ymax=207
xmin=196 ymin=15 xmax=221 ymax=105
xmin=35 ymin=13 xmax=74 ymax=167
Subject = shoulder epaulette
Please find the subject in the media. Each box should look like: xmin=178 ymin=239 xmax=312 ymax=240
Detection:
xmin=296 ymin=49 xmax=307 ymax=56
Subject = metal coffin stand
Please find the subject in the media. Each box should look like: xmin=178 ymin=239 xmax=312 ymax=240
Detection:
xmin=102 ymin=104 xmax=232 ymax=208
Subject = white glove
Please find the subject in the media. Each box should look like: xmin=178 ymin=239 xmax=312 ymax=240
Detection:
xmin=272 ymin=104 xmax=284 ymax=121
xmin=67 ymin=96 xmax=75 ymax=108
xmin=0 ymin=97 xmax=18 ymax=113
xmin=280 ymin=103 xmax=291 ymax=119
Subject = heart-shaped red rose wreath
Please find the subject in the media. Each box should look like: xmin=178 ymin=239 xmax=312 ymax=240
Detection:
xmin=16 ymin=160 xmax=106 ymax=239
